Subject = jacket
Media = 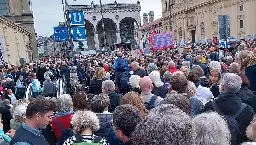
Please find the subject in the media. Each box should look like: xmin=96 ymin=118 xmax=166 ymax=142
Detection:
xmin=108 ymin=91 xmax=122 ymax=113
xmin=94 ymin=113 xmax=113 ymax=138
xmin=114 ymin=57 xmax=128 ymax=72
xmin=90 ymin=79 xmax=103 ymax=95
xmin=237 ymin=85 xmax=256 ymax=112
xmin=203 ymin=92 xmax=255 ymax=144
xmin=245 ymin=64 xmax=256 ymax=92
xmin=152 ymin=85 xmax=168 ymax=98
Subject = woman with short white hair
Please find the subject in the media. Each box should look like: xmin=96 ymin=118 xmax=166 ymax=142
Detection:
xmin=149 ymin=71 xmax=168 ymax=98
xmin=63 ymin=111 xmax=107 ymax=145
xmin=129 ymin=75 xmax=141 ymax=94
xmin=209 ymin=61 xmax=221 ymax=71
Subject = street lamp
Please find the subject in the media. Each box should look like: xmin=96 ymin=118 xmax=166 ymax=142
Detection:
xmin=99 ymin=0 xmax=107 ymax=51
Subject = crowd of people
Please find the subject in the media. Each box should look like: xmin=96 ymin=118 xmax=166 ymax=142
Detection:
xmin=0 ymin=42 xmax=255 ymax=145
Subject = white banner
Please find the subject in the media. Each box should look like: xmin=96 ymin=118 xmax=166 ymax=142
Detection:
xmin=0 ymin=36 xmax=7 ymax=65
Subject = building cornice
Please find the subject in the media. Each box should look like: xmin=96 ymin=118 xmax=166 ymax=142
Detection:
xmin=0 ymin=15 xmax=31 ymax=36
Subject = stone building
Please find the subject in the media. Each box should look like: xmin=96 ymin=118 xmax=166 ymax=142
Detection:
xmin=162 ymin=0 xmax=256 ymax=42
xmin=0 ymin=0 xmax=37 ymax=59
xmin=66 ymin=1 xmax=141 ymax=50
xmin=0 ymin=15 xmax=32 ymax=65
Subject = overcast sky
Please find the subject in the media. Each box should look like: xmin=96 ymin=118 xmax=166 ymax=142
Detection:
xmin=31 ymin=0 xmax=162 ymax=36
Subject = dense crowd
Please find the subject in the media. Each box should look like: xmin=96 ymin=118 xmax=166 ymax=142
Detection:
xmin=0 ymin=43 xmax=255 ymax=145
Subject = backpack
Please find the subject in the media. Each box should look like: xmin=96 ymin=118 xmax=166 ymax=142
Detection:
xmin=144 ymin=95 xmax=158 ymax=110
xmin=117 ymin=58 xmax=127 ymax=71
xmin=72 ymin=134 xmax=102 ymax=145
xmin=119 ymin=72 xmax=131 ymax=90
xmin=55 ymin=118 xmax=74 ymax=145
xmin=212 ymin=101 xmax=246 ymax=145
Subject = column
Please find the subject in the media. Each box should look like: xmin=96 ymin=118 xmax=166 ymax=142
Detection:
xmin=116 ymin=24 xmax=121 ymax=44
xmin=95 ymin=33 xmax=99 ymax=50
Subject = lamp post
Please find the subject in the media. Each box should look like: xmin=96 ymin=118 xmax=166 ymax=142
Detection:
xmin=99 ymin=0 xmax=107 ymax=51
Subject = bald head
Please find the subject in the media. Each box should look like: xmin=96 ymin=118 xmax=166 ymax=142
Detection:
xmin=139 ymin=76 xmax=153 ymax=92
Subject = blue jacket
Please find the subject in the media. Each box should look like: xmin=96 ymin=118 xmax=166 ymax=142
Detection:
xmin=114 ymin=57 xmax=128 ymax=72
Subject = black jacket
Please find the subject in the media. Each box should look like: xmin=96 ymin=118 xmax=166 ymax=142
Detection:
xmin=94 ymin=113 xmax=113 ymax=139
xmin=245 ymin=64 xmax=256 ymax=92
xmin=203 ymin=92 xmax=255 ymax=144
xmin=133 ymin=69 xmax=147 ymax=78
xmin=152 ymin=85 xmax=168 ymax=98
xmin=0 ymin=106 xmax=11 ymax=133
xmin=90 ymin=79 xmax=103 ymax=95
xmin=108 ymin=91 xmax=122 ymax=113
xmin=237 ymin=85 xmax=256 ymax=112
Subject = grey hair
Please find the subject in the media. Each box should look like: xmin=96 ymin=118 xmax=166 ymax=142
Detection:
xmin=182 ymin=61 xmax=191 ymax=69
xmin=131 ymin=104 xmax=194 ymax=145
xmin=129 ymin=75 xmax=141 ymax=88
xmin=209 ymin=61 xmax=221 ymax=71
xmin=229 ymin=62 xmax=240 ymax=74
xmin=132 ymin=61 xmax=140 ymax=67
xmin=241 ymin=142 xmax=256 ymax=145
xmin=102 ymin=80 xmax=115 ymax=91
xmin=71 ymin=110 xmax=100 ymax=133
xmin=187 ymin=81 xmax=197 ymax=97
xmin=163 ymin=71 xmax=172 ymax=83
xmin=222 ymin=73 xmax=242 ymax=93
xmin=149 ymin=71 xmax=164 ymax=87
xmin=193 ymin=112 xmax=231 ymax=145
xmin=56 ymin=94 xmax=73 ymax=113
xmin=168 ymin=61 xmax=176 ymax=67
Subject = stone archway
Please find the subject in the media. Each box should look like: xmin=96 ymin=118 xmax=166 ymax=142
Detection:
xmin=119 ymin=17 xmax=139 ymax=47
xmin=85 ymin=20 xmax=95 ymax=49
xmin=96 ymin=18 xmax=117 ymax=49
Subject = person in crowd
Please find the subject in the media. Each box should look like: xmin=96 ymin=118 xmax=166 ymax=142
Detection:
xmin=10 ymin=98 xmax=56 ymax=145
xmin=237 ymin=73 xmax=256 ymax=112
xmin=149 ymin=71 xmax=168 ymax=98
xmin=44 ymin=67 xmax=53 ymax=81
xmin=102 ymin=80 xmax=121 ymax=113
xmin=10 ymin=99 xmax=29 ymax=130
xmin=194 ymin=55 xmax=209 ymax=76
xmin=15 ymin=75 xmax=26 ymax=100
xmin=113 ymin=105 xmax=142 ymax=145
xmin=209 ymin=61 xmax=222 ymax=72
xmin=170 ymin=71 xmax=188 ymax=94
xmin=0 ymin=101 xmax=11 ymax=133
xmin=90 ymin=94 xmax=113 ymax=139
xmin=90 ymin=67 xmax=106 ymax=95
xmin=69 ymin=66 xmax=79 ymax=95
xmin=5 ymin=78 xmax=15 ymax=94
xmin=129 ymin=75 xmax=141 ymax=94
xmin=4 ymin=99 xmax=12 ymax=110
xmin=72 ymin=92 xmax=89 ymax=111
xmin=209 ymin=69 xmax=221 ymax=98
xmin=186 ymin=81 xmax=203 ymax=117
xmin=0 ymin=113 xmax=12 ymax=143
xmin=203 ymin=73 xmax=255 ymax=145
xmin=160 ymin=92 xmax=191 ymax=115
xmin=162 ymin=71 xmax=172 ymax=92
xmin=120 ymin=92 xmax=148 ymax=118
xmin=139 ymin=76 xmax=163 ymax=110
xmin=42 ymin=77 xmax=57 ymax=97
xmin=193 ymin=112 xmax=231 ymax=145
xmin=63 ymin=110 xmax=108 ymax=145
xmin=188 ymin=71 xmax=214 ymax=105
xmin=37 ymin=64 xmax=47 ymax=85
xmin=52 ymin=94 xmax=73 ymax=140
xmin=180 ymin=66 xmax=189 ymax=78
xmin=229 ymin=62 xmax=240 ymax=74
xmin=131 ymin=104 xmax=194 ymax=145
xmin=147 ymin=63 xmax=158 ymax=74
xmin=168 ymin=61 xmax=178 ymax=73
xmin=7 ymin=89 xmax=16 ymax=105
xmin=130 ymin=61 xmax=147 ymax=78
xmin=31 ymin=73 xmax=42 ymax=98
xmin=182 ymin=61 xmax=191 ymax=71
xmin=236 ymin=50 xmax=256 ymax=93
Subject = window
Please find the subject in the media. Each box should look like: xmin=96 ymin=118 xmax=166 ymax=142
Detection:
xmin=0 ymin=0 xmax=7 ymax=16
xmin=240 ymin=20 xmax=244 ymax=29
xmin=165 ymin=1 xmax=168 ymax=11
xmin=240 ymin=5 xmax=244 ymax=12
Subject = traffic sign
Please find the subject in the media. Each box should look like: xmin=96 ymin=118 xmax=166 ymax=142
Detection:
xmin=72 ymin=27 xmax=86 ymax=41
xmin=70 ymin=11 xmax=84 ymax=25
xmin=219 ymin=40 xmax=227 ymax=48
xmin=54 ymin=27 xmax=69 ymax=42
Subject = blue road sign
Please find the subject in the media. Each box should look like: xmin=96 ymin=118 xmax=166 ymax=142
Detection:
xmin=70 ymin=11 xmax=84 ymax=25
xmin=54 ymin=27 xmax=69 ymax=42
xmin=219 ymin=40 xmax=227 ymax=48
xmin=72 ymin=26 xmax=86 ymax=41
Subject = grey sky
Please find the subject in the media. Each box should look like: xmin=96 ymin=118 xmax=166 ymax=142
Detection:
xmin=31 ymin=0 xmax=162 ymax=36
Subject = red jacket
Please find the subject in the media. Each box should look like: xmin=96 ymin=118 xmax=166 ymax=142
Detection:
xmin=169 ymin=67 xmax=178 ymax=73
xmin=51 ymin=113 xmax=73 ymax=139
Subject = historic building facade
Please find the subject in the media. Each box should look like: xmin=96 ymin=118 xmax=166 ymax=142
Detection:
xmin=161 ymin=0 xmax=171 ymax=32
xmin=162 ymin=0 xmax=256 ymax=42
xmin=66 ymin=1 xmax=141 ymax=50
xmin=0 ymin=0 xmax=37 ymax=59
xmin=0 ymin=15 xmax=32 ymax=65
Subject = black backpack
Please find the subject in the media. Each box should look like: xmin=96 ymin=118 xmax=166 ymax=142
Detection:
xmin=55 ymin=118 xmax=74 ymax=145
xmin=212 ymin=101 xmax=246 ymax=145
xmin=119 ymin=72 xmax=131 ymax=90
xmin=144 ymin=95 xmax=158 ymax=110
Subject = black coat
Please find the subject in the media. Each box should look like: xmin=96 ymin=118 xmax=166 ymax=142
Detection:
xmin=0 ymin=106 xmax=11 ymax=133
xmin=108 ymin=91 xmax=122 ymax=113
xmin=90 ymin=79 xmax=103 ymax=95
xmin=237 ymin=85 xmax=256 ymax=112
xmin=203 ymin=92 xmax=255 ymax=144
xmin=245 ymin=64 xmax=256 ymax=92
xmin=152 ymin=85 xmax=168 ymax=98
xmin=133 ymin=69 xmax=147 ymax=78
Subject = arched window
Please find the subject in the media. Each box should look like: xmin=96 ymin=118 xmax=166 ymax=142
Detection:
xmin=165 ymin=1 xmax=168 ymax=11
xmin=0 ymin=0 xmax=8 ymax=15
